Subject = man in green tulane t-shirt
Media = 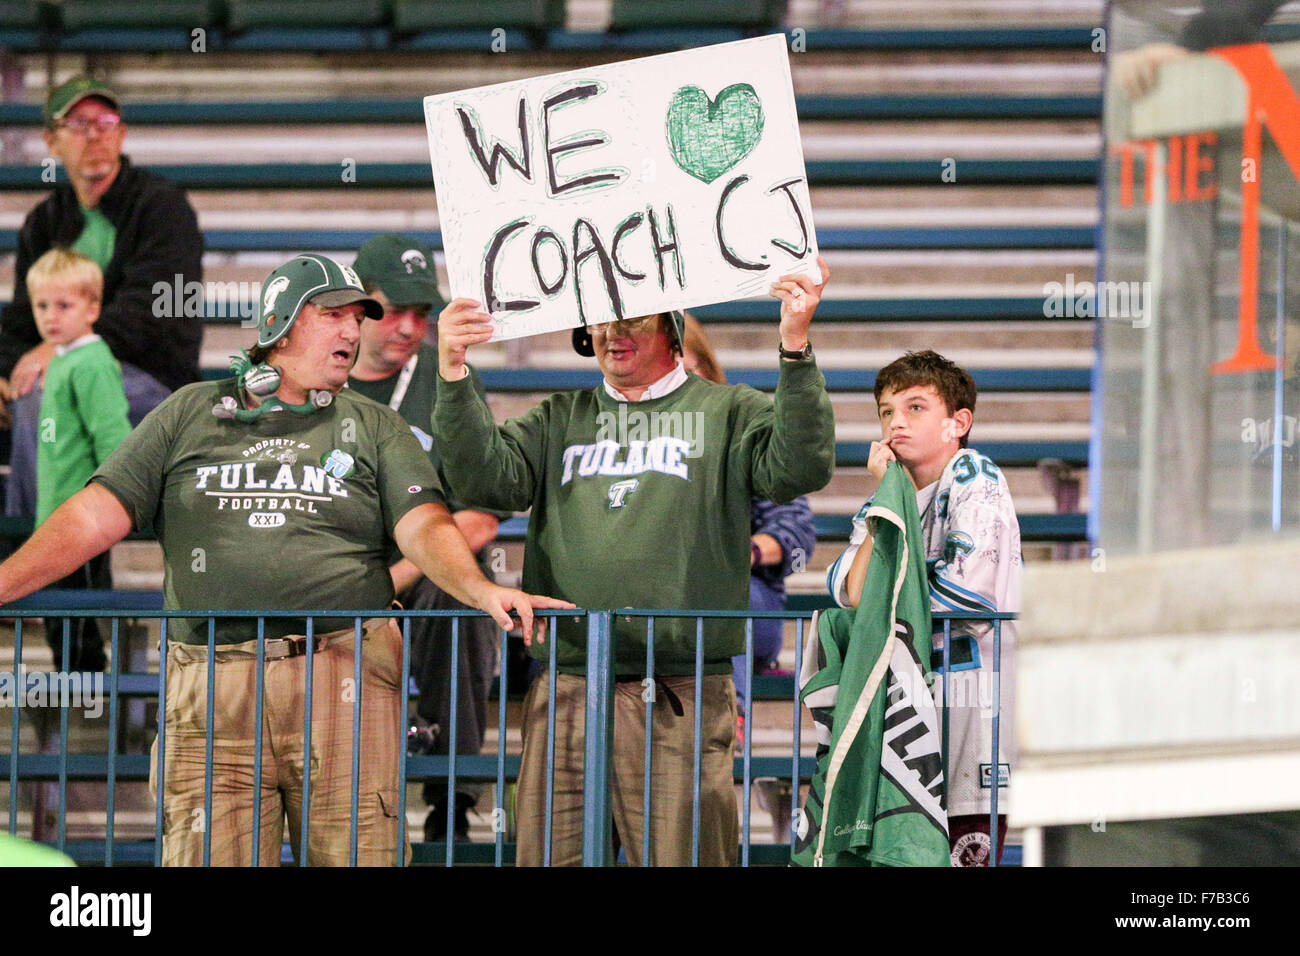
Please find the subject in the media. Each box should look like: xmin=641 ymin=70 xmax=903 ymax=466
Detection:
xmin=0 ymin=253 xmax=570 ymax=866
xmin=432 ymin=257 xmax=836 ymax=866
xmin=92 ymin=378 xmax=439 ymax=645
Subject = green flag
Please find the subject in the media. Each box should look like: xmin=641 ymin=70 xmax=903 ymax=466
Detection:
xmin=792 ymin=461 xmax=949 ymax=867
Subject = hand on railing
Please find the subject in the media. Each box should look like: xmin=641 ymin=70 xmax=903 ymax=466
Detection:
xmin=467 ymin=582 xmax=575 ymax=644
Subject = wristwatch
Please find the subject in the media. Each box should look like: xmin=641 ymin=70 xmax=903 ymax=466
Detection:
xmin=779 ymin=340 xmax=813 ymax=361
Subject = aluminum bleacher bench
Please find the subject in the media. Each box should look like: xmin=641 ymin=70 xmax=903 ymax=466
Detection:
xmin=0 ymin=10 xmax=1108 ymax=54
xmin=0 ymin=159 xmax=1100 ymax=191
xmin=0 ymin=226 xmax=1096 ymax=254
xmin=0 ymin=94 xmax=1104 ymax=127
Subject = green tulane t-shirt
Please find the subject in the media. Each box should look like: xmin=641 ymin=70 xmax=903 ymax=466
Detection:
xmin=91 ymin=380 xmax=445 ymax=644
xmin=432 ymin=360 xmax=836 ymax=676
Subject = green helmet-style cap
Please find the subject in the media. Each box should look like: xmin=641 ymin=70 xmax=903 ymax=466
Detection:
xmin=257 ymin=254 xmax=384 ymax=348
xmin=353 ymin=233 xmax=446 ymax=310
xmin=45 ymin=76 xmax=120 ymax=126
xmin=572 ymin=309 xmax=685 ymax=357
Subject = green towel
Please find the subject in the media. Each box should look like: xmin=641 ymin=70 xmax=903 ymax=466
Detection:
xmin=793 ymin=461 xmax=950 ymax=867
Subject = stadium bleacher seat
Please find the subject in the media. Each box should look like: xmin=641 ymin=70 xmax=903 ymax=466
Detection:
xmin=609 ymin=0 xmax=786 ymax=30
xmin=0 ymin=0 xmax=42 ymax=28
xmin=392 ymin=0 xmax=565 ymax=32
xmin=225 ymin=0 xmax=388 ymax=31
xmin=58 ymin=0 xmax=223 ymax=29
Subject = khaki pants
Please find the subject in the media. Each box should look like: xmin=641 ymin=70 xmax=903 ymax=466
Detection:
xmin=149 ymin=619 xmax=407 ymax=866
xmin=516 ymin=672 xmax=738 ymax=867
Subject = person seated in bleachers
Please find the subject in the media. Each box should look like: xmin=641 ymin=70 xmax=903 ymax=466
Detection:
xmin=826 ymin=350 xmax=1021 ymax=866
xmin=347 ymin=233 xmax=511 ymax=843
xmin=28 ymin=248 xmax=131 ymax=672
xmin=0 ymin=76 xmax=203 ymax=523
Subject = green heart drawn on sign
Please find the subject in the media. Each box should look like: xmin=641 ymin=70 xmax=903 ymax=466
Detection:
xmin=665 ymin=83 xmax=765 ymax=184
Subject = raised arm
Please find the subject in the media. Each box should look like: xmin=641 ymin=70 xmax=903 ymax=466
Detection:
xmin=747 ymin=257 xmax=837 ymax=503
xmin=431 ymin=298 xmax=550 ymax=512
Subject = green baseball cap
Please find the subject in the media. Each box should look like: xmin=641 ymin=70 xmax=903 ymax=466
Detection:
xmin=257 ymin=254 xmax=383 ymax=348
xmin=352 ymin=233 xmax=445 ymax=309
xmin=44 ymin=76 xmax=120 ymax=126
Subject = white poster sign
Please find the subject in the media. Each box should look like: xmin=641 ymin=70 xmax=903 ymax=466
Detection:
xmin=424 ymin=34 xmax=819 ymax=340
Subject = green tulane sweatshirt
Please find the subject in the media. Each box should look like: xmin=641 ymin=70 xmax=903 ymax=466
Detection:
xmin=432 ymin=359 xmax=835 ymax=676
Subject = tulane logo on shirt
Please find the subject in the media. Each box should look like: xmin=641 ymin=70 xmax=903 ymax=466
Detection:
xmin=607 ymin=479 xmax=638 ymax=508
xmin=560 ymin=437 xmax=693 ymax=486
xmin=194 ymin=445 xmax=352 ymax=524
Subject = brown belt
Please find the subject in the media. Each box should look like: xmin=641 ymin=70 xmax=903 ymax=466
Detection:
xmin=179 ymin=617 xmax=393 ymax=663
xmin=261 ymin=633 xmax=326 ymax=661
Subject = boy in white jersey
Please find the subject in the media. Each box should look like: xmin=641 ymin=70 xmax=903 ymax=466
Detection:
xmin=826 ymin=350 xmax=1021 ymax=866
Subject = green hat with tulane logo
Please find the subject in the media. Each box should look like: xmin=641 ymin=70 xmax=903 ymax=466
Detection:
xmin=353 ymin=233 xmax=446 ymax=310
xmin=257 ymin=254 xmax=383 ymax=347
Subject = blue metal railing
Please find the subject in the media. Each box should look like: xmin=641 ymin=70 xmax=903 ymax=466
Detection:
xmin=0 ymin=606 xmax=1013 ymax=866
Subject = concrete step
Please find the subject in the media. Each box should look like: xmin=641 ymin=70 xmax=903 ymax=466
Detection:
xmin=0 ymin=184 xmax=1098 ymax=221
xmin=0 ymin=118 xmax=1101 ymax=166
xmin=783 ymin=0 xmax=1103 ymax=28
xmin=0 ymin=185 xmax=1100 ymax=231
xmin=567 ymin=0 xmax=1102 ymax=30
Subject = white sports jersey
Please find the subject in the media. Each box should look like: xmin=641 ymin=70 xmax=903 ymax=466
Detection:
xmin=826 ymin=447 xmax=1022 ymax=816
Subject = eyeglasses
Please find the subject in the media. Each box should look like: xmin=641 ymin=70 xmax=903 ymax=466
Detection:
xmin=586 ymin=315 xmax=661 ymax=336
xmin=53 ymin=115 xmax=123 ymax=136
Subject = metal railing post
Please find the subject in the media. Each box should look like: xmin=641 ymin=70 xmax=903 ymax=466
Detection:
xmin=990 ymin=618 xmax=1002 ymax=867
xmin=398 ymin=617 xmax=412 ymax=867
xmin=106 ymin=617 xmax=120 ymax=866
xmin=581 ymin=611 xmax=614 ymax=866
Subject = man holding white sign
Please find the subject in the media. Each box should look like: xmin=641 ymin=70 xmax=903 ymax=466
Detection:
xmin=432 ymin=252 xmax=833 ymax=866
xmin=424 ymin=36 xmax=830 ymax=864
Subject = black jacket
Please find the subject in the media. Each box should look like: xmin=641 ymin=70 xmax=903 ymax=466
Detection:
xmin=0 ymin=154 xmax=204 ymax=393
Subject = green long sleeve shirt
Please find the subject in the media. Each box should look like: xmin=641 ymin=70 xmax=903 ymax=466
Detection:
xmin=431 ymin=358 xmax=835 ymax=675
xmin=36 ymin=335 xmax=131 ymax=525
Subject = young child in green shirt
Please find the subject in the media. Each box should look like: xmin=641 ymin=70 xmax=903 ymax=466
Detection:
xmin=28 ymin=248 xmax=130 ymax=670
